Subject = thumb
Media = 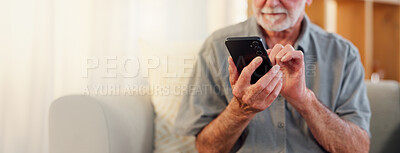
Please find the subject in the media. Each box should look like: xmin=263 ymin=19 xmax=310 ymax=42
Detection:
xmin=228 ymin=56 xmax=239 ymax=86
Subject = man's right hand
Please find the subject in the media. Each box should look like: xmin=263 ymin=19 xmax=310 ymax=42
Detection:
xmin=228 ymin=56 xmax=283 ymax=115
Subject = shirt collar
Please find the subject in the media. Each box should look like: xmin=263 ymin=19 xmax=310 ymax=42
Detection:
xmin=247 ymin=14 xmax=311 ymax=53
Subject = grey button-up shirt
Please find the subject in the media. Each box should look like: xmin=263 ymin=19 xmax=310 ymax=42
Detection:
xmin=174 ymin=15 xmax=371 ymax=153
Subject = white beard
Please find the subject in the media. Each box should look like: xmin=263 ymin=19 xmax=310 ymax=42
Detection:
xmin=261 ymin=7 xmax=291 ymax=31
xmin=258 ymin=1 xmax=306 ymax=32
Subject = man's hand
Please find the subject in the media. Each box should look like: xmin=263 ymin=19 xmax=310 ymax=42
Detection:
xmin=195 ymin=56 xmax=283 ymax=153
xmin=267 ymin=44 xmax=370 ymax=153
xmin=267 ymin=44 xmax=311 ymax=111
xmin=228 ymin=56 xmax=283 ymax=115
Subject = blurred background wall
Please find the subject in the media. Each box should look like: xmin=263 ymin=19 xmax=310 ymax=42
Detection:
xmin=308 ymin=0 xmax=399 ymax=82
xmin=0 ymin=0 xmax=247 ymax=152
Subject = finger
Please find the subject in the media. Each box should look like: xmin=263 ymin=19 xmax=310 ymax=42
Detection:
xmin=263 ymin=77 xmax=283 ymax=104
xmin=281 ymin=50 xmax=304 ymax=63
xmin=236 ymin=56 xmax=263 ymax=87
xmin=269 ymin=44 xmax=284 ymax=65
xmin=228 ymin=56 xmax=239 ymax=86
xmin=266 ymin=49 xmax=272 ymax=55
xmin=253 ymin=69 xmax=283 ymax=102
xmin=275 ymin=44 xmax=293 ymax=65
xmin=252 ymin=72 xmax=282 ymax=109
xmin=260 ymin=70 xmax=282 ymax=97
xmin=243 ymin=65 xmax=281 ymax=102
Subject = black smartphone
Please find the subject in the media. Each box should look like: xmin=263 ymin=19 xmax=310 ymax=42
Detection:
xmin=225 ymin=36 xmax=273 ymax=84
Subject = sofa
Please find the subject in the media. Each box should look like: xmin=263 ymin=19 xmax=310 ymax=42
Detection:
xmin=49 ymin=80 xmax=400 ymax=153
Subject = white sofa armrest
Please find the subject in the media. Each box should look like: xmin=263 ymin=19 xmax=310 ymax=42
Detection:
xmin=49 ymin=95 xmax=154 ymax=153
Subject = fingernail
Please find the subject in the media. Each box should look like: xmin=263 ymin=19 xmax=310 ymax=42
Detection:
xmin=281 ymin=56 xmax=286 ymax=62
xmin=274 ymin=65 xmax=280 ymax=72
xmin=255 ymin=56 xmax=262 ymax=64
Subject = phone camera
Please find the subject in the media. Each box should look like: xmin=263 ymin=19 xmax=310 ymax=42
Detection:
xmin=255 ymin=46 xmax=261 ymax=50
xmin=256 ymin=50 xmax=263 ymax=55
xmin=252 ymin=41 xmax=259 ymax=46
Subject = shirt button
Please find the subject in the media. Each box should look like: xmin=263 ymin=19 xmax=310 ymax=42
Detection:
xmin=278 ymin=122 xmax=285 ymax=128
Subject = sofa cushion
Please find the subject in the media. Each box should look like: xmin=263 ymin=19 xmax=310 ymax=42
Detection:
xmin=365 ymin=80 xmax=400 ymax=153
xmin=139 ymin=40 xmax=201 ymax=153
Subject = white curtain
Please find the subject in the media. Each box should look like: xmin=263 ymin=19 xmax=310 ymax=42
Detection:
xmin=0 ymin=0 xmax=247 ymax=153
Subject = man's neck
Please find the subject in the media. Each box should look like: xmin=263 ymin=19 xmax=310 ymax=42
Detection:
xmin=264 ymin=15 xmax=304 ymax=48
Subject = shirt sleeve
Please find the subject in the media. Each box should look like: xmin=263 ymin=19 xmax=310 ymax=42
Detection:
xmin=335 ymin=44 xmax=371 ymax=136
xmin=173 ymin=38 xmax=229 ymax=136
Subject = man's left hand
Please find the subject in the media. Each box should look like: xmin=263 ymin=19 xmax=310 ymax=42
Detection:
xmin=267 ymin=44 xmax=312 ymax=112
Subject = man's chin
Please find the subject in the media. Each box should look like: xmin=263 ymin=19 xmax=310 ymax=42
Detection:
xmin=255 ymin=16 xmax=291 ymax=32
xmin=262 ymin=22 xmax=291 ymax=32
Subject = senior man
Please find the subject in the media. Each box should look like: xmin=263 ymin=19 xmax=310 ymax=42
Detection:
xmin=174 ymin=0 xmax=371 ymax=152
